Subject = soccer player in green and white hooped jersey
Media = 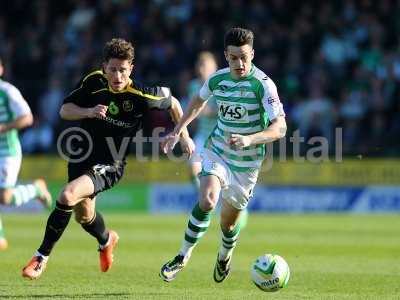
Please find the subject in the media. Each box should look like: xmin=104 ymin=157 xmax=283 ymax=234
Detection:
xmin=0 ymin=57 xmax=52 ymax=250
xmin=188 ymin=52 xmax=249 ymax=226
xmin=160 ymin=27 xmax=287 ymax=283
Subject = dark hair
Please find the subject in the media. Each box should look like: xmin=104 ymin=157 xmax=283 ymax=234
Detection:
xmin=224 ymin=27 xmax=254 ymax=49
xmin=103 ymin=38 xmax=134 ymax=63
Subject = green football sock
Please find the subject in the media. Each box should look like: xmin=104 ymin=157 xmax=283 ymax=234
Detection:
xmin=179 ymin=202 xmax=211 ymax=258
xmin=10 ymin=184 xmax=40 ymax=207
xmin=218 ymin=222 xmax=241 ymax=261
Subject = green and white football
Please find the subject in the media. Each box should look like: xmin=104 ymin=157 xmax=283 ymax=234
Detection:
xmin=250 ymin=254 xmax=290 ymax=292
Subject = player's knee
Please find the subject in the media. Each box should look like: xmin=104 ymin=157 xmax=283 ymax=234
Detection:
xmin=59 ymin=188 xmax=77 ymax=206
xmin=199 ymin=191 xmax=218 ymax=212
xmin=0 ymin=188 xmax=13 ymax=205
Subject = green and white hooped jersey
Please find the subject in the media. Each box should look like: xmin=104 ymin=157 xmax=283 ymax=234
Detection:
xmin=199 ymin=65 xmax=285 ymax=172
xmin=0 ymin=79 xmax=31 ymax=157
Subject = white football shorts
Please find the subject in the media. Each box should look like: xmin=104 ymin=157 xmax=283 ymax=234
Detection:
xmin=189 ymin=134 xmax=207 ymax=165
xmin=200 ymin=148 xmax=258 ymax=210
xmin=0 ymin=155 xmax=22 ymax=188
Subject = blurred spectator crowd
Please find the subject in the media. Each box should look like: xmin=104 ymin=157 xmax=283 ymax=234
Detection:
xmin=0 ymin=0 xmax=399 ymax=156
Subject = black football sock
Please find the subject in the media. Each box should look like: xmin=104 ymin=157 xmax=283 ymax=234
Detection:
xmin=37 ymin=202 xmax=73 ymax=256
xmin=81 ymin=211 xmax=109 ymax=245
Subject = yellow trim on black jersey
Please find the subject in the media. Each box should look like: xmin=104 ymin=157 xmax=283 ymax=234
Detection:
xmin=91 ymin=88 xmax=108 ymax=94
xmin=126 ymin=86 xmax=163 ymax=100
xmin=83 ymin=70 xmax=105 ymax=82
xmin=90 ymin=85 xmax=164 ymax=100
xmin=67 ymin=70 xmax=105 ymax=96
xmin=72 ymin=72 xmax=164 ymax=101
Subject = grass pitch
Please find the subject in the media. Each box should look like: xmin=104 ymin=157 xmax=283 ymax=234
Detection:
xmin=0 ymin=213 xmax=399 ymax=299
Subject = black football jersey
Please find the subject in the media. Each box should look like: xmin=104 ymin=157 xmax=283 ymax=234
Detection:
xmin=62 ymin=70 xmax=172 ymax=164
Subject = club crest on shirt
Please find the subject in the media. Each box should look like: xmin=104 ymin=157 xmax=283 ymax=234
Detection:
xmin=219 ymin=85 xmax=228 ymax=92
xmin=123 ymin=100 xmax=133 ymax=112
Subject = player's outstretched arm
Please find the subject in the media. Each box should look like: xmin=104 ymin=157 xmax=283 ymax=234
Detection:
xmin=162 ymin=95 xmax=207 ymax=154
xmin=166 ymin=96 xmax=195 ymax=156
xmin=167 ymin=96 xmax=190 ymax=135
xmin=0 ymin=113 xmax=33 ymax=133
xmin=173 ymin=95 xmax=207 ymax=136
xmin=229 ymin=116 xmax=287 ymax=149
xmin=59 ymin=103 xmax=108 ymax=121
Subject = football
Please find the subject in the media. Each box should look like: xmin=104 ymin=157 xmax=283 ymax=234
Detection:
xmin=250 ymin=254 xmax=290 ymax=292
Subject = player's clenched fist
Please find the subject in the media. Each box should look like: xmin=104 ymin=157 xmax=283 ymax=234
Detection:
xmin=89 ymin=105 xmax=108 ymax=119
xmin=229 ymin=133 xmax=251 ymax=149
xmin=179 ymin=136 xmax=195 ymax=158
xmin=161 ymin=133 xmax=180 ymax=154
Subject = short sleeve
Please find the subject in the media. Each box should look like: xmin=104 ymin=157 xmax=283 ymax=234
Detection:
xmin=260 ymin=78 xmax=285 ymax=120
xmin=8 ymin=85 xmax=31 ymax=118
xmin=198 ymin=78 xmax=212 ymax=101
xmin=139 ymin=85 xmax=172 ymax=110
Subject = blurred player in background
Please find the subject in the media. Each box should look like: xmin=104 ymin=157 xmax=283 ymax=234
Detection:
xmin=22 ymin=38 xmax=194 ymax=279
xmin=0 ymin=57 xmax=52 ymax=251
xmin=160 ymin=27 xmax=286 ymax=283
xmin=187 ymin=52 xmax=218 ymax=189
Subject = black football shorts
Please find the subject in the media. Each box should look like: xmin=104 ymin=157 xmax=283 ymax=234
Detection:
xmin=68 ymin=160 xmax=125 ymax=198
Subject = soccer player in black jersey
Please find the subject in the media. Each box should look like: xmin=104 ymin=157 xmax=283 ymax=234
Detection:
xmin=22 ymin=38 xmax=194 ymax=279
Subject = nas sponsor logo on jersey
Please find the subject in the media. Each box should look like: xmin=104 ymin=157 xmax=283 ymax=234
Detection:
xmin=218 ymin=101 xmax=249 ymax=123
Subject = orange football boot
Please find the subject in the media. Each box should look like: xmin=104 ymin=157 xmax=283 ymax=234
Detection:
xmin=22 ymin=256 xmax=47 ymax=280
xmin=99 ymin=230 xmax=119 ymax=272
